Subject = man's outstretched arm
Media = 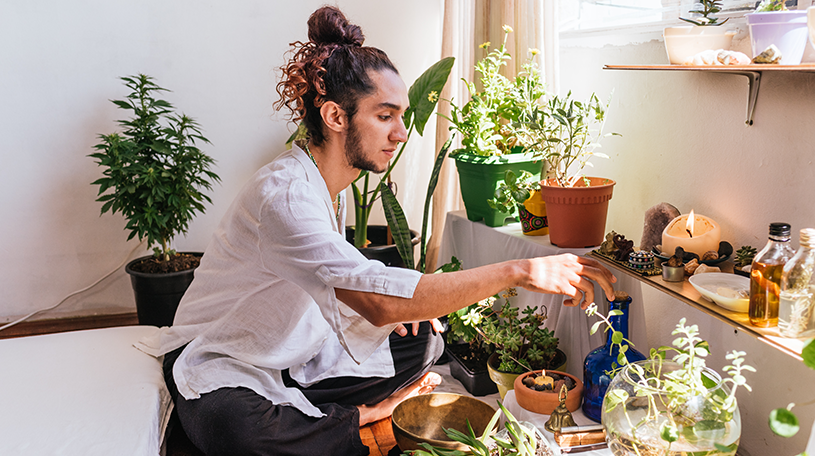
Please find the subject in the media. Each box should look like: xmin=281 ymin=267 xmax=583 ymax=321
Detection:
xmin=336 ymin=253 xmax=617 ymax=327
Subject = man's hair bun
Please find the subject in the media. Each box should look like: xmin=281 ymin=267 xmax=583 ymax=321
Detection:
xmin=307 ymin=6 xmax=364 ymax=47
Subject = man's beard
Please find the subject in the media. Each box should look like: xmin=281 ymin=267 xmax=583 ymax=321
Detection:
xmin=344 ymin=118 xmax=387 ymax=173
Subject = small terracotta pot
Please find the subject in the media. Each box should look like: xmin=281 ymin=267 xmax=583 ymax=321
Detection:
xmin=539 ymin=177 xmax=615 ymax=248
xmin=513 ymin=370 xmax=584 ymax=416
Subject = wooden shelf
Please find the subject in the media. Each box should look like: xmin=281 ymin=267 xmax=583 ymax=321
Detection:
xmin=604 ymin=64 xmax=815 ymax=126
xmin=590 ymin=252 xmax=805 ymax=361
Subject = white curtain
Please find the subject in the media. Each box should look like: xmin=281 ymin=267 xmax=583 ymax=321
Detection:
xmin=426 ymin=0 xmax=560 ymax=272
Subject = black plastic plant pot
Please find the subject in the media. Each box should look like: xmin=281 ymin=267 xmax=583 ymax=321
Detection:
xmin=345 ymin=225 xmax=419 ymax=268
xmin=445 ymin=345 xmax=498 ymax=397
xmin=125 ymin=253 xmax=202 ymax=327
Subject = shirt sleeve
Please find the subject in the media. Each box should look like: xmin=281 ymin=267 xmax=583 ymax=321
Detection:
xmin=257 ymin=179 xmax=422 ymax=364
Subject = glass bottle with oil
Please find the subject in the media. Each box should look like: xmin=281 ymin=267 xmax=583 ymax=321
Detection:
xmin=779 ymin=228 xmax=815 ymax=338
xmin=750 ymin=223 xmax=794 ymax=327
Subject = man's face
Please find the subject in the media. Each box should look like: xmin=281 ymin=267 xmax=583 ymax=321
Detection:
xmin=343 ymin=70 xmax=409 ymax=173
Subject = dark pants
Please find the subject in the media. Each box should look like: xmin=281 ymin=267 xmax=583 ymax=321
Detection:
xmin=163 ymin=322 xmax=444 ymax=456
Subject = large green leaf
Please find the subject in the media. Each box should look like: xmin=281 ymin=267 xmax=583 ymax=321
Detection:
xmin=380 ymin=182 xmax=414 ymax=269
xmin=802 ymin=338 xmax=815 ymax=370
xmin=769 ymin=408 xmax=800 ymax=438
xmin=417 ymin=137 xmax=453 ymax=273
xmin=407 ymin=57 xmax=455 ymax=136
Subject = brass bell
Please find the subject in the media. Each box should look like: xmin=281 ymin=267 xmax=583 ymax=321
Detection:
xmin=544 ymin=384 xmax=577 ymax=433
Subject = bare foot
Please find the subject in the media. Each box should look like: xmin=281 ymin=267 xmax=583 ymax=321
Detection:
xmin=357 ymin=372 xmax=442 ymax=426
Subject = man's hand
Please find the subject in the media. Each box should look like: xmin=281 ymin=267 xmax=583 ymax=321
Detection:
xmin=519 ymin=254 xmax=616 ymax=309
xmin=394 ymin=319 xmax=445 ymax=337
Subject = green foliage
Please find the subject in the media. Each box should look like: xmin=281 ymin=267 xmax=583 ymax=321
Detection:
xmin=445 ymin=29 xmax=547 ymax=157
xmin=769 ymin=407 xmax=800 ymax=438
xmin=755 ymin=0 xmax=788 ymax=12
xmin=89 ymin=74 xmax=220 ymax=263
xmin=587 ymin=306 xmax=755 ymax=446
xmin=352 ymin=57 xmax=454 ymax=249
xmin=734 ymin=245 xmax=758 ymax=268
xmin=381 ymin=137 xmax=454 ymax=273
xmin=529 ymin=91 xmax=617 ymax=187
xmin=454 ymin=293 xmax=559 ymax=374
xmin=680 ymin=0 xmax=730 ymax=26
xmin=487 ymin=170 xmax=537 ymax=215
xmin=404 ymin=402 xmax=542 ymax=456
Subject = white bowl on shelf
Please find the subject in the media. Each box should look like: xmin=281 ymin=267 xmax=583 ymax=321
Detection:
xmin=663 ymin=26 xmax=736 ymax=64
xmin=689 ymin=273 xmax=750 ymax=313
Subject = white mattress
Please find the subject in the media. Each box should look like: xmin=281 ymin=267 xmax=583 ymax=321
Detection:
xmin=0 ymin=326 xmax=172 ymax=456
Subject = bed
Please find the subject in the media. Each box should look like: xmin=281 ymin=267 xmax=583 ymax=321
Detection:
xmin=0 ymin=326 xmax=172 ymax=455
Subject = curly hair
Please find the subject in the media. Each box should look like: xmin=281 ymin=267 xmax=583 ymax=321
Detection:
xmin=275 ymin=6 xmax=398 ymax=146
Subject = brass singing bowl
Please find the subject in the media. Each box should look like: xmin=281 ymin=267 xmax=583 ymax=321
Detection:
xmin=391 ymin=393 xmax=496 ymax=452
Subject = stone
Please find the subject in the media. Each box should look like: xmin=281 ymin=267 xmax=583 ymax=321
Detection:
xmin=640 ymin=203 xmax=681 ymax=252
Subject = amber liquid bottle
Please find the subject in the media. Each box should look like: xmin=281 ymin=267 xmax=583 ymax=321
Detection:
xmin=750 ymin=223 xmax=795 ymax=327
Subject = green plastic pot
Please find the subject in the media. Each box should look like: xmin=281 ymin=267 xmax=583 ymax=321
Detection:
xmin=453 ymin=152 xmax=543 ymax=227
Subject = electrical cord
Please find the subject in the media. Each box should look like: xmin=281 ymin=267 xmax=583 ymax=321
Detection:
xmin=0 ymin=241 xmax=146 ymax=333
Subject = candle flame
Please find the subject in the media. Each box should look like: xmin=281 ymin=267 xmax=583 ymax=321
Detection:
xmin=685 ymin=210 xmax=695 ymax=238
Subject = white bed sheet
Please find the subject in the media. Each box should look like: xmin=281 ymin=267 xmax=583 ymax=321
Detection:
xmin=0 ymin=326 xmax=172 ymax=456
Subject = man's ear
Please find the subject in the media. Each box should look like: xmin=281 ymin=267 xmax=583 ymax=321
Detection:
xmin=320 ymin=101 xmax=347 ymax=134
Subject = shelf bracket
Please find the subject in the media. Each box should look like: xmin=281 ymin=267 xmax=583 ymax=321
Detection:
xmin=721 ymin=70 xmax=762 ymax=126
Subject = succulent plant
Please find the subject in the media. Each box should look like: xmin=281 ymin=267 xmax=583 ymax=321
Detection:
xmin=680 ymin=0 xmax=729 ymax=26
xmin=735 ymin=245 xmax=758 ymax=267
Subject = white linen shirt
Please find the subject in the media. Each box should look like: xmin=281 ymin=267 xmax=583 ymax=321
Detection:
xmin=135 ymin=144 xmax=422 ymax=418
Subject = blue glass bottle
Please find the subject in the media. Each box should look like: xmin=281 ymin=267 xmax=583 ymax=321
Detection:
xmin=582 ymin=291 xmax=646 ymax=422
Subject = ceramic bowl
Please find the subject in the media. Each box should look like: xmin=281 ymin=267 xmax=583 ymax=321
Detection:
xmin=689 ymin=272 xmax=750 ymax=313
xmin=391 ymin=393 xmax=496 ymax=452
xmin=663 ymin=26 xmax=736 ymax=64
xmin=513 ymin=370 xmax=583 ymax=415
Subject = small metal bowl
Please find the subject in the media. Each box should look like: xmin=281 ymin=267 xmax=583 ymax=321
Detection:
xmin=391 ymin=393 xmax=496 ymax=452
xmin=662 ymin=264 xmax=685 ymax=282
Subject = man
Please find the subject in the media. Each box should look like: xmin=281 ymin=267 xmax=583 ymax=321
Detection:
xmin=137 ymin=6 xmax=616 ymax=455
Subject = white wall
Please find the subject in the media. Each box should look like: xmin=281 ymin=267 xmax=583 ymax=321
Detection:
xmin=0 ymin=0 xmax=443 ymax=320
xmin=561 ymin=30 xmax=815 ymax=455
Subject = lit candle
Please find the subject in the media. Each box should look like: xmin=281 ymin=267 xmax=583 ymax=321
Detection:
xmin=661 ymin=210 xmax=721 ymax=258
xmin=534 ymin=370 xmax=554 ymax=389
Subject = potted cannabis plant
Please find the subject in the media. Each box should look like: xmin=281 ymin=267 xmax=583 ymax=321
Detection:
xmin=90 ymin=74 xmax=220 ymax=327
xmin=530 ymin=91 xmax=619 ymax=248
xmin=445 ymin=26 xmax=546 ymax=228
xmin=347 ymin=57 xmax=454 ymax=266
xmin=586 ymin=304 xmax=753 ymax=456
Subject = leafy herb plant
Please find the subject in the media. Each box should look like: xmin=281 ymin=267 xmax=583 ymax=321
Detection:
xmin=530 ymin=92 xmax=617 ymax=188
xmin=90 ymin=74 xmax=220 ymax=264
xmin=445 ymin=26 xmax=547 ymax=157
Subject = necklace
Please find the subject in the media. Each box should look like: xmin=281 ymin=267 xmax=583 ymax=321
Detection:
xmin=303 ymin=143 xmax=341 ymax=224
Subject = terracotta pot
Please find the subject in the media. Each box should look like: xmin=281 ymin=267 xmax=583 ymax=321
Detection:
xmin=539 ymin=177 xmax=615 ymax=248
xmin=513 ymin=370 xmax=584 ymax=415
xmin=486 ymin=349 xmax=567 ymax=400
xmin=519 ymin=190 xmax=548 ymax=236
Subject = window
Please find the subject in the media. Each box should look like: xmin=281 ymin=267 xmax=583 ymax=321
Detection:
xmin=559 ymin=0 xmax=797 ymax=38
